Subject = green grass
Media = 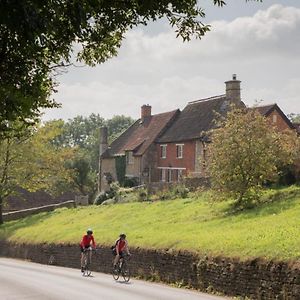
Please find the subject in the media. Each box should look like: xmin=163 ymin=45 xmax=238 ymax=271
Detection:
xmin=1 ymin=186 xmax=300 ymax=261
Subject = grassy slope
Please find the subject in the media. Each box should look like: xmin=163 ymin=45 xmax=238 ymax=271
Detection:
xmin=1 ymin=186 xmax=300 ymax=261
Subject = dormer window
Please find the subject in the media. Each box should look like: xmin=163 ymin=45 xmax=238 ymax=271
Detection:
xmin=160 ymin=144 xmax=167 ymax=159
xmin=126 ymin=151 xmax=134 ymax=164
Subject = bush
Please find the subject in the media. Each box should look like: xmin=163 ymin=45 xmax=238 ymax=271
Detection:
xmin=173 ymin=185 xmax=189 ymax=198
xmin=94 ymin=192 xmax=108 ymax=205
xmin=138 ymin=188 xmax=148 ymax=201
xmin=124 ymin=176 xmax=139 ymax=187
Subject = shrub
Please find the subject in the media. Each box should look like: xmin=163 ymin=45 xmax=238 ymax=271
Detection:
xmin=138 ymin=188 xmax=148 ymax=201
xmin=94 ymin=192 xmax=108 ymax=205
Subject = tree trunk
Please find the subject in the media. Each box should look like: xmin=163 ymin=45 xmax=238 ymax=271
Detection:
xmin=0 ymin=199 xmax=3 ymax=225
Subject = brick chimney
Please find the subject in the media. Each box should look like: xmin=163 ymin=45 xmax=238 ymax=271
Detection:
xmin=141 ymin=104 xmax=152 ymax=119
xmin=225 ymin=74 xmax=241 ymax=105
xmin=99 ymin=126 xmax=108 ymax=156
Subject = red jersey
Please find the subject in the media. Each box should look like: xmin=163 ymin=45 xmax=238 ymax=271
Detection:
xmin=80 ymin=234 xmax=95 ymax=248
xmin=116 ymin=239 xmax=126 ymax=253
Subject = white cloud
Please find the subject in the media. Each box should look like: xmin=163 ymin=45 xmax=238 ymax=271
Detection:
xmin=43 ymin=4 xmax=300 ymax=121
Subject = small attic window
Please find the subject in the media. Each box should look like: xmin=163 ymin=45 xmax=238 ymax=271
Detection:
xmin=126 ymin=151 xmax=134 ymax=164
xmin=272 ymin=114 xmax=277 ymax=123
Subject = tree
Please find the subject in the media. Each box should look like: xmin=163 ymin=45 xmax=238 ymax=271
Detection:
xmin=0 ymin=121 xmax=74 ymax=224
xmin=209 ymin=108 xmax=299 ymax=209
xmin=51 ymin=114 xmax=134 ymax=198
xmin=0 ymin=0 xmax=262 ymax=134
xmin=288 ymin=113 xmax=300 ymax=123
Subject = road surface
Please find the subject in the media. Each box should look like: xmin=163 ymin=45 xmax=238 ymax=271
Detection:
xmin=0 ymin=258 xmax=227 ymax=300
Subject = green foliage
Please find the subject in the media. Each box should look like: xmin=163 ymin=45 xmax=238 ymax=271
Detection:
xmin=209 ymin=108 xmax=300 ymax=208
xmin=288 ymin=113 xmax=300 ymax=123
xmin=0 ymin=120 xmax=75 ymax=224
xmin=0 ymin=0 xmax=238 ymax=131
xmin=94 ymin=192 xmax=108 ymax=205
xmin=155 ymin=185 xmax=189 ymax=201
xmin=124 ymin=177 xmax=139 ymax=188
xmin=115 ymin=156 xmax=126 ymax=186
xmin=138 ymin=188 xmax=149 ymax=202
xmin=2 ymin=186 xmax=300 ymax=261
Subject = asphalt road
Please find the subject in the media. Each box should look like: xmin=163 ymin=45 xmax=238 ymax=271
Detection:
xmin=0 ymin=258 xmax=227 ymax=300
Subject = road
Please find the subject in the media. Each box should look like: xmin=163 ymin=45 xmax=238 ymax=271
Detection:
xmin=0 ymin=258 xmax=227 ymax=300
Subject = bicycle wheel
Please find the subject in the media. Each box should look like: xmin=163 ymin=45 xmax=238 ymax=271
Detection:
xmin=121 ymin=261 xmax=130 ymax=282
xmin=112 ymin=266 xmax=120 ymax=281
xmin=83 ymin=255 xmax=92 ymax=276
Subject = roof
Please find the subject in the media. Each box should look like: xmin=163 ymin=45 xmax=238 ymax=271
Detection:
xmin=253 ymin=103 xmax=295 ymax=130
xmin=157 ymin=95 xmax=244 ymax=143
xmin=102 ymin=109 xmax=179 ymax=158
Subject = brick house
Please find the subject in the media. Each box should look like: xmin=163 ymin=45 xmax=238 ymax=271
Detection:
xmin=99 ymin=106 xmax=179 ymax=191
xmin=254 ymin=104 xmax=295 ymax=132
xmin=99 ymin=75 xmax=297 ymax=188
xmin=156 ymin=75 xmax=245 ymax=182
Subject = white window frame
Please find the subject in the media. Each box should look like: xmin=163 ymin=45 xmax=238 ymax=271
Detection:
xmin=176 ymin=144 xmax=184 ymax=159
xmin=160 ymin=169 xmax=166 ymax=182
xmin=177 ymin=169 xmax=183 ymax=181
xmin=160 ymin=144 xmax=167 ymax=159
xmin=126 ymin=151 xmax=134 ymax=165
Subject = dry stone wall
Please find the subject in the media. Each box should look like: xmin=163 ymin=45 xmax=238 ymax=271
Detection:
xmin=0 ymin=240 xmax=299 ymax=299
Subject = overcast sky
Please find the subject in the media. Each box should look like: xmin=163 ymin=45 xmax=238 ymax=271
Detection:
xmin=43 ymin=0 xmax=300 ymax=121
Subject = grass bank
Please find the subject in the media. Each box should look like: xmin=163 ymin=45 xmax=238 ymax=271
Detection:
xmin=1 ymin=186 xmax=300 ymax=261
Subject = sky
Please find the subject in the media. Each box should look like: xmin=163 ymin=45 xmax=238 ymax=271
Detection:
xmin=43 ymin=0 xmax=300 ymax=121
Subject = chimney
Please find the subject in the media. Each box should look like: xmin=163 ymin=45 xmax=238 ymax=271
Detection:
xmin=225 ymin=74 xmax=241 ymax=105
xmin=141 ymin=104 xmax=152 ymax=119
xmin=99 ymin=126 xmax=108 ymax=156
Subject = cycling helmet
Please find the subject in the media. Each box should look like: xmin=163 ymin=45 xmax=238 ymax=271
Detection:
xmin=87 ymin=228 xmax=93 ymax=234
xmin=119 ymin=233 xmax=126 ymax=239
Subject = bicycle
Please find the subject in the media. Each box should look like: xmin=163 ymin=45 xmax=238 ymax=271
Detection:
xmin=82 ymin=247 xmax=93 ymax=276
xmin=112 ymin=255 xmax=131 ymax=282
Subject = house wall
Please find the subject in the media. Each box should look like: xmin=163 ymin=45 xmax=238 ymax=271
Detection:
xmin=141 ymin=144 xmax=159 ymax=183
xmin=267 ymin=110 xmax=292 ymax=131
xmin=125 ymin=156 xmax=141 ymax=182
xmin=157 ymin=141 xmax=196 ymax=177
xmin=100 ymin=158 xmax=116 ymax=191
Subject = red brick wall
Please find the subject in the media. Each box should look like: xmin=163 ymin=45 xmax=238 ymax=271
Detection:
xmin=157 ymin=141 xmax=196 ymax=176
xmin=267 ymin=110 xmax=291 ymax=132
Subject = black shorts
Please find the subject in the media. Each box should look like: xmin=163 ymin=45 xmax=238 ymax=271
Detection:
xmin=80 ymin=245 xmax=90 ymax=253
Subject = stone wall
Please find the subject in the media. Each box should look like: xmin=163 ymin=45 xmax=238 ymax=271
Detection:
xmin=0 ymin=241 xmax=299 ymax=299
xmin=3 ymin=200 xmax=75 ymax=222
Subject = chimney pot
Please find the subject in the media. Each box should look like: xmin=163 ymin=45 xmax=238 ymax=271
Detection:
xmin=232 ymin=74 xmax=237 ymax=80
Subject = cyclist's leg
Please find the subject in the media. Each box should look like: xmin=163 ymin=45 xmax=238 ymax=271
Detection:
xmin=113 ymin=254 xmax=120 ymax=267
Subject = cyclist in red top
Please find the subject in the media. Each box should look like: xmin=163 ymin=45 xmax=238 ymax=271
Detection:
xmin=80 ymin=228 xmax=96 ymax=272
xmin=113 ymin=233 xmax=130 ymax=267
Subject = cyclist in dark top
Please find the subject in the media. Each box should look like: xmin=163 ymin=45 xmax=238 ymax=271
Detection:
xmin=80 ymin=228 xmax=96 ymax=272
xmin=113 ymin=233 xmax=130 ymax=267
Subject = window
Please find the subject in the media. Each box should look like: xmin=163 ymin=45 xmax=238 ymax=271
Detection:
xmin=160 ymin=144 xmax=167 ymax=159
xmin=126 ymin=151 xmax=134 ymax=164
xmin=176 ymin=144 xmax=184 ymax=159
xmin=160 ymin=169 xmax=166 ymax=182
xmin=272 ymin=114 xmax=277 ymax=123
xmin=168 ymin=169 xmax=172 ymax=182
xmin=177 ymin=169 xmax=183 ymax=181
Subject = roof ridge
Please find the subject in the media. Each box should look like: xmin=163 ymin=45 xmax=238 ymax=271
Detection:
xmin=188 ymin=94 xmax=226 ymax=105
xmin=140 ymin=109 xmax=179 ymax=119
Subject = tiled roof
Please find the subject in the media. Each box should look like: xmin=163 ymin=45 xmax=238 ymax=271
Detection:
xmin=102 ymin=110 xmax=179 ymax=157
xmin=157 ymin=95 xmax=244 ymax=143
xmin=253 ymin=104 xmax=277 ymax=116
